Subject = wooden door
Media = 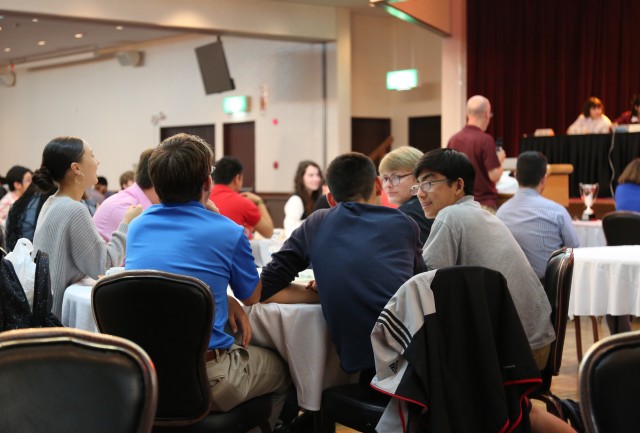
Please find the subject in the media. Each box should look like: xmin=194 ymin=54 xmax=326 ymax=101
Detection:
xmin=224 ymin=121 xmax=256 ymax=190
xmin=352 ymin=118 xmax=391 ymax=166
xmin=409 ymin=116 xmax=441 ymax=153
xmin=160 ymin=124 xmax=215 ymax=151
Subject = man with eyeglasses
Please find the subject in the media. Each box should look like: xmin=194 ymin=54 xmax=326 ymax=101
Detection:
xmin=412 ymin=148 xmax=578 ymax=433
xmin=378 ymin=146 xmax=433 ymax=244
xmin=447 ymin=95 xmax=506 ymax=212
xmin=413 ymin=148 xmax=577 ymax=433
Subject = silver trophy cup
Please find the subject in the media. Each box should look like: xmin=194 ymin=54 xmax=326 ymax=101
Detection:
xmin=579 ymin=183 xmax=599 ymax=221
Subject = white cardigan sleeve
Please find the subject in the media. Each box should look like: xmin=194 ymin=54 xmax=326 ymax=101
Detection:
xmin=283 ymin=195 xmax=304 ymax=238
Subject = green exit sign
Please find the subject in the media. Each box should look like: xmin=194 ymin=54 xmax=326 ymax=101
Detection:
xmin=386 ymin=69 xmax=418 ymax=91
xmin=223 ymin=96 xmax=250 ymax=114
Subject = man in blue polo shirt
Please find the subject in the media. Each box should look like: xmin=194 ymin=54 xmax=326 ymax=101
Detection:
xmin=125 ymin=133 xmax=289 ymax=429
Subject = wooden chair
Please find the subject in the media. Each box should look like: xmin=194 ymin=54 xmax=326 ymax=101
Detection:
xmin=579 ymin=330 xmax=640 ymax=433
xmin=92 ymin=270 xmax=272 ymax=433
xmin=0 ymin=327 xmax=157 ymax=433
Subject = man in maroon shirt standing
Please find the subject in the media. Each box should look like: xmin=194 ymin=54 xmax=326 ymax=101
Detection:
xmin=448 ymin=95 xmax=506 ymax=212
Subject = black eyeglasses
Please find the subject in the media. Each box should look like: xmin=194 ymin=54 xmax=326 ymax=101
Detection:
xmin=381 ymin=173 xmax=412 ymax=187
xmin=409 ymin=178 xmax=450 ymax=195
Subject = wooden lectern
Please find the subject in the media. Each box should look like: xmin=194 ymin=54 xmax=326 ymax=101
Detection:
xmin=543 ymin=164 xmax=573 ymax=206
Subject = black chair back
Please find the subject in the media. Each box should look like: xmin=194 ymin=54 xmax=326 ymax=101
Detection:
xmin=92 ymin=270 xmax=214 ymax=426
xmin=602 ymin=210 xmax=640 ymax=245
xmin=579 ymin=330 xmax=640 ymax=433
xmin=542 ymin=247 xmax=574 ymax=379
xmin=0 ymin=327 xmax=157 ymax=433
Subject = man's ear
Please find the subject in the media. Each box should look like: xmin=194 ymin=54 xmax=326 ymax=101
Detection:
xmin=455 ymin=178 xmax=465 ymax=196
xmin=203 ymin=175 xmax=213 ymax=193
xmin=327 ymin=192 xmax=337 ymax=207
xmin=374 ymin=176 xmax=383 ymax=196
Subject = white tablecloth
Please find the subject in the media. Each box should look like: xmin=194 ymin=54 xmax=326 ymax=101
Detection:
xmin=569 ymin=246 xmax=640 ymax=316
xmin=61 ymin=279 xmax=96 ymax=332
xmin=61 ymin=280 xmax=346 ymax=411
xmin=250 ymin=239 xmax=283 ymax=267
xmin=244 ymin=303 xmax=351 ymax=410
xmin=572 ymin=220 xmax=606 ymax=248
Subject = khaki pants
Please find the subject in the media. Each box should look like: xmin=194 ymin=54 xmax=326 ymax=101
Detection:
xmin=532 ymin=344 xmax=551 ymax=371
xmin=206 ymin=344 xmax=291 ymax=428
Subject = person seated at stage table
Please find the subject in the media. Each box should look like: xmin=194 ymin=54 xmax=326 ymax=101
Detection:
xmin=260 ymin=152 xmax=425 ymax=375
xmin=93 ymin=149 xmax=159 ymax=242
xmin=614 ymin=94 xmax=640 ymax=125
xmin=210 ymin=156 xmax=274 ymax=239
xmin=615 ymin=157 xmax=640 ymax=212
xmin=125 ymin=133 xmax=290 ymax=430
xmin=567 ymin=96 xmax=612 ymax=134
xmin=497 ymin=151 xmax=580 ymax=281
xmin=32 ymin=136 xmax=142 ymax=317
xmin=378 ymin=146 xmax=433 ymax=244
xmin=415 ymin=148 xmax=575 ymax=433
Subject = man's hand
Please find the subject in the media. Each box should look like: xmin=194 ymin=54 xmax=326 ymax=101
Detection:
xmin=241 ymin=191 xmax=264 ymax=206
xmin=205 ymin=199 xmax=220 ymax=214
xmin=497 ymin=147 xmax=506 ymax=164
xmin=227 ymin=296 xmax=251 ymax=347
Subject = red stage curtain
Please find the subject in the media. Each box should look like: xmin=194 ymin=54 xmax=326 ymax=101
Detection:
xmin=467 ymin=0 xmax=640 ymax=155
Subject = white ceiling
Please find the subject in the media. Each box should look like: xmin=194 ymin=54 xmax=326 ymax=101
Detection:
xmin=0 ymin=1 xmax=383 ymax=68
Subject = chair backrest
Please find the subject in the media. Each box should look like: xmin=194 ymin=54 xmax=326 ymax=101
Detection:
xmin=579 ymin=330 xmax=640 ymax=433
xmin=0 ymin=327 xmax=157 ymax=433
xmin=541 ymin=247 xmax=574 ymax=380
xmin=92 ymin=270 xmax=214 ymax=426
xmin=602 ymin=210 xmax=640 ymax=245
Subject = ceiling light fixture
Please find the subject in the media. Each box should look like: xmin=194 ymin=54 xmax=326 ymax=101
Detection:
xmin=12 ymin=50 xmax=98 ymax=70
xmin=74 ymin=33 xmax=84 ymax=39
xmin=4 ymin=48 xmax=10 ymax=52
xmin=115 ymin=25 xmax=124 ymax=30
xmin=37 ymin=40 xmax=46 ymax=46
xmin=32 ymin=18 xmax=39 ymax=23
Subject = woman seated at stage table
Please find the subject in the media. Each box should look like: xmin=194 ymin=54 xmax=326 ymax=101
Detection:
xmin=567 ymin=96 xmax=612 ymax=134
xmin=32 ymin=136 xmax=142 ymax=317
xmin=615 ymin=157 xmax=640 ymax=212
xmin=614 ymin=94 xmax=640 ymax=125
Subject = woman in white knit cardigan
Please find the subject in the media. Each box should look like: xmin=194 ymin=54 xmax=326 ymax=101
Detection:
xmin=32 ymin=136 xmax=142 ymax=317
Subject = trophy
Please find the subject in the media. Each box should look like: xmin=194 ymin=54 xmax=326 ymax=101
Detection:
xmin=579 ymin=183 xmax=599 ymax=221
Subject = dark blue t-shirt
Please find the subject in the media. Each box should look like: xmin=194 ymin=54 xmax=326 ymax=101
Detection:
xmin=261 ymin=202 xmax=425 ymax=373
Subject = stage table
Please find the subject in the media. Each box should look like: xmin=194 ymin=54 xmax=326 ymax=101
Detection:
xmin=520 ymin=133 xmax=640 ymax=198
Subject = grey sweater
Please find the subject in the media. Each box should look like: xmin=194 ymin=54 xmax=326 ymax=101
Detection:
xmin=422 ymin=196 xmax=555 ymax=351
xmin=33 ymin=196 xmax=127 ymax=317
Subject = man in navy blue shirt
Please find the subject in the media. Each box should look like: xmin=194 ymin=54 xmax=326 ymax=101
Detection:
xmin=260 ymin=152 xmax=425 ymax=374
xmin=126 ymin=133 xmax=290 ymax=429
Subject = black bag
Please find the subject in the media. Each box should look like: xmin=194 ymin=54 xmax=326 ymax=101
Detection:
xmin=0 ymin=250 xmax=62 ymax=331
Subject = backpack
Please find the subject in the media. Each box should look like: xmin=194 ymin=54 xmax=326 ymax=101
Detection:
xmin=0 ymin=250 xmax=62 ymax=330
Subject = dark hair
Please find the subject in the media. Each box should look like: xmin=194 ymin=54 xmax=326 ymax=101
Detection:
xmin=326 ymin=153 xmax=376 ymax=203
xmin=119 ymin=171 xmax=134 ymax=189
xmin=618 ymin=157 xmax=640 ymax=185
xmin=414 ymin=148 xmax=475 ymax=196
xmin=294 ymin=160 xmax=323 ymax=216
xmin=630 ymin=94 xmax=640 ymax=117
xmin=149 ymin=133 xmax=212 ymax=203
xmin=32 ymin=136 xmax=85 ymax=195
xmin=134 ymin=148 xmax=154 ymax=190
xmin=4 ymin=166 xmax=32 ymax=191
xmin=96 ymin=176 xmax=108 ymax=186
xmin=212 ymin=156 xmax=243 ymax=185
xmin=5 ymin=183 xmax=54 ymax=251
xmin=582 ymin=97 xmax=604 ymax=117
xmin=516 ymin=151 xmax=547 ymax=187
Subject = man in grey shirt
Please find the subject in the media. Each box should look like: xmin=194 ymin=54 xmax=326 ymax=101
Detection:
xmin=412 ymin=148 xmax=576 ymax=433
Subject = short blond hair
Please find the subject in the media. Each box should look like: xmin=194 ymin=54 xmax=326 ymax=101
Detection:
xmin=379 ymin=146 xmax=424 ymax=174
